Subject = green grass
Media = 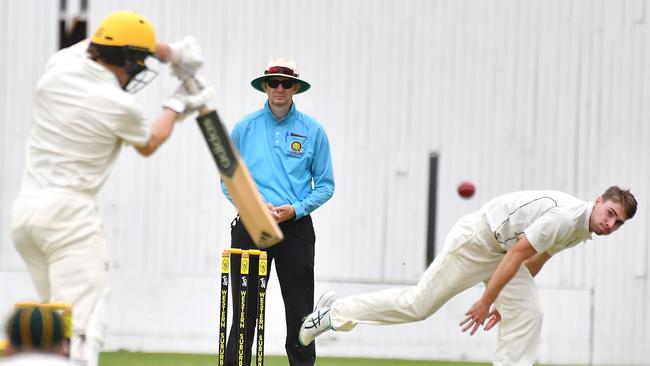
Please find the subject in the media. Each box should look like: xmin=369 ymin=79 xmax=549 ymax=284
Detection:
xmin=0 ymin=351 xmax=563 ymax=365
xmin=99 ymin=351 xmax=493 ymax=366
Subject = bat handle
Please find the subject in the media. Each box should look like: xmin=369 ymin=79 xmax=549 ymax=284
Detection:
xmin=182 ymin=75 xmax=211 ymax=116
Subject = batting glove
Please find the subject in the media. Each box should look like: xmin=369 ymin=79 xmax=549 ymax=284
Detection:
xmin=163 ymin=79 xmax=215 ymax=121
xmin=168 ymin=36 xmax=204 ymax=80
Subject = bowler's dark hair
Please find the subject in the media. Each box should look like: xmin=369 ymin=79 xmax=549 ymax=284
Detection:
xmin=602 ymin=186 xmax=637 ymax=219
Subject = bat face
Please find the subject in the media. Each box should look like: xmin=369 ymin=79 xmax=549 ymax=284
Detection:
xmin=196 ymin=111 xmax=283 ymax=248
xmin=197 ymin=112 xmax=237 ymax=177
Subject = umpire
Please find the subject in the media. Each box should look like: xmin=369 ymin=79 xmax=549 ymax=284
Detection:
xmin=222 ymin=57 xmax=335 ymax=366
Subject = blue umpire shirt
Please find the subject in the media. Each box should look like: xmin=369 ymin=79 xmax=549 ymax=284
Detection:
xmin=221 ymin=101 xmax=335 ymax=219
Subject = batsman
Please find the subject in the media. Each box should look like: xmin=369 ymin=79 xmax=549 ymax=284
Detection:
xmin=10 ymin=11 xmax=212 ymax=366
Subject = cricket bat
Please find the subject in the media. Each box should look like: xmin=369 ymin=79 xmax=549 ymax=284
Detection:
xmin=184 ymin=77 xmax=284 ymax=248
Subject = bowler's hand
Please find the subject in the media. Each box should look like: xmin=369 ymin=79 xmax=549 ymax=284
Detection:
xmin=483 ymin=306 xmax=501 ymax=332
xmin=274 ymin=204 xmax=295 ymax=223
xmin=460 ymin=299 xmax=491 ymax=335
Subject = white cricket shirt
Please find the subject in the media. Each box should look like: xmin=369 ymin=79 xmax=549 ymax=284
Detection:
xmin=19 ymin=40 xmax=150 ymax=196
xmin=481 ymin=191 xmax=593 ymax=254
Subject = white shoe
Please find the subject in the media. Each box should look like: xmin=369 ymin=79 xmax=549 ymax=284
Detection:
xmin=314 ymin=290 xmax=337 ymax=310
xmin=299 ymin=306 xmax=333 ymax=346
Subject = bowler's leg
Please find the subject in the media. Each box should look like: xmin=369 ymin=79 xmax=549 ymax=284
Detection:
xmin=493 ymin=266 xmax=542 ymax=366
xmin=331 ymin=213 xmax=503 ymax=331
xmin=299 ymin=212 xmax=504 ymax=347
xmin=331 ymin=245 xmax=488 ymax=330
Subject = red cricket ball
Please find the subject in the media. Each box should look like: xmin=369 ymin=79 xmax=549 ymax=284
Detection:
xmin=457 ymin=181 xmax=476 ymax=199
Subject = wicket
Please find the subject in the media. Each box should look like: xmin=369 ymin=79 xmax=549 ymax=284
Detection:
xmin=218 ymin=248 xmax=269 ymax=366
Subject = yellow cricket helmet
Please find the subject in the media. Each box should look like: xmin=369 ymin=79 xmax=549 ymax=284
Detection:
xmin=88 ymin=11 xmax=158 ymax=92
xmin=91 ymin=11 xmax=156 ymax=53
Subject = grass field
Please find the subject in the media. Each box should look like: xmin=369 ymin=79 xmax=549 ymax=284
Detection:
xmin=99 ymin=351 xmax=550 ymax=366
xmin=0 ymin=351 xmax=563 ymax=365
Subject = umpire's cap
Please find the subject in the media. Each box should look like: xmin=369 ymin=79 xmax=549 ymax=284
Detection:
xmin=250 ymin=58 xmax=311 ymax=94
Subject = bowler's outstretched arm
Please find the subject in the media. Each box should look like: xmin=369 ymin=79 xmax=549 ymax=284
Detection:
xmin=461 ymin=235 xmax=537 ymax=335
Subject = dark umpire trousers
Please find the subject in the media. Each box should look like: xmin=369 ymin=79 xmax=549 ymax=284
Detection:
xmin=225 ymin=215 xmax=316 ymax=366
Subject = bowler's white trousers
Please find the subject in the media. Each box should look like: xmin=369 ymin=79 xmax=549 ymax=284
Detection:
xmin=11 ymin=190 xmax=109 ymax=365
xmin=329 ymin=211 xmax=543 ymax=366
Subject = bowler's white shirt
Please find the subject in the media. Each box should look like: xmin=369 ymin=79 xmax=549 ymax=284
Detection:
xmin=482 ymin=191 xmax=593 ymax=255
xmin=19 ymin=40 xmax=150 ymax=197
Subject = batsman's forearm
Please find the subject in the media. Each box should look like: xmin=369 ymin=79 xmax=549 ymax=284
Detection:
xmin=155 ymin=42 xmax=171 ymax=62
xmin=136 ymin=109 xmax=177 ymax=156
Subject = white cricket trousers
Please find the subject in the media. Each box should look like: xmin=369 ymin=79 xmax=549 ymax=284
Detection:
xmin=11 ymin=190 xmax=108 ymax=365
xmin=329 ymin=211 xmax=543 ymax=366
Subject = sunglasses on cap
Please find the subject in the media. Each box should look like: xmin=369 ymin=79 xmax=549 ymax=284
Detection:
xmin=266 ymin=79 xmax=296 ymax=89
xmin=265 ymin=66 xmax=298 ymax=77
